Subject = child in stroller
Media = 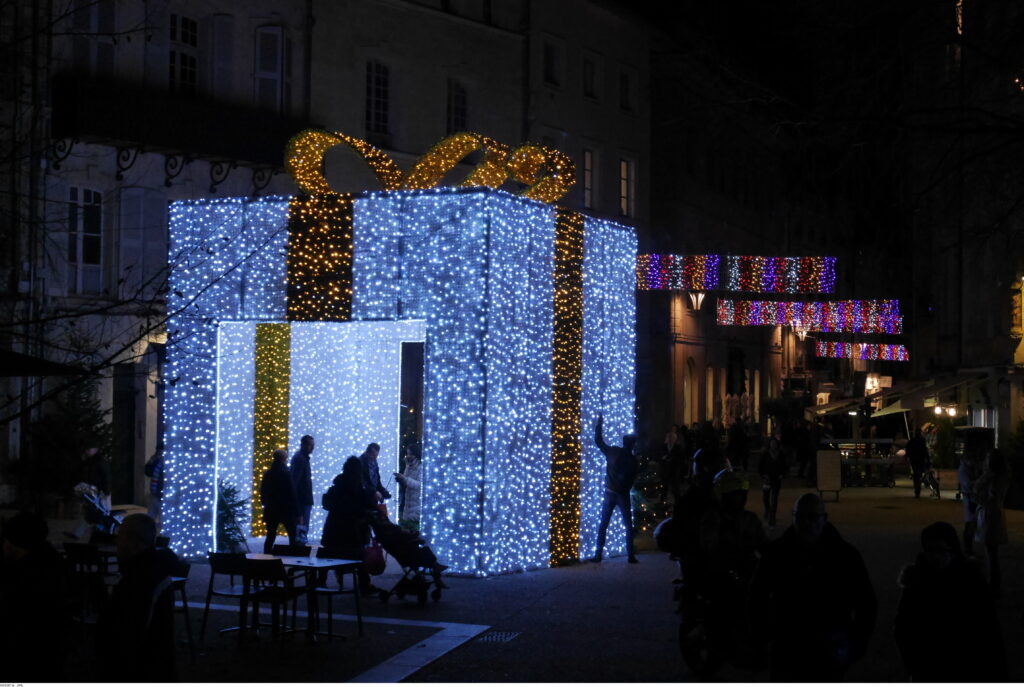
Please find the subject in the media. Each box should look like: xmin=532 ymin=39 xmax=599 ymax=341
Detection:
xmin=369 ymin=511 xmax=448 ymax=604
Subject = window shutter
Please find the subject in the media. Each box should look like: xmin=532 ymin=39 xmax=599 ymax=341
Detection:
xmin=43 ymin=176 xmax=70 ymax=297
xmin=119 ymin=187 xmax=145 ymax=300
xmin=211 ymin=14 xmax=234 ymax=96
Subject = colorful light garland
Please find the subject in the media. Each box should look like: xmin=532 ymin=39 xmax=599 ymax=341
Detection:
xmin=636 ymin=254 xmax=720 ymax=290
xmin=636 ymin=254 xmax=836 ymax=293
xmin=717 ymin=299 xmax=903 ymax=334
xmin=165 ymin=188 xmax=636 ymax=574
xmin=814 ymin=341 xmax=910 ymax=361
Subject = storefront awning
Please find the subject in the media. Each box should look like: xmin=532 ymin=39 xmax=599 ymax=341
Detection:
xmin=871 ymin=371 xmax=988 ymax=417
xmin=806 ymin=397 xmax=862 ymax=417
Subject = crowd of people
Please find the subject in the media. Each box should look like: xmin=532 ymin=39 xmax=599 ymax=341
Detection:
xmin=258 ymin=436 xmax=441 ymax=595
xmin=648 ymin=417 xmax=1011 ymax=681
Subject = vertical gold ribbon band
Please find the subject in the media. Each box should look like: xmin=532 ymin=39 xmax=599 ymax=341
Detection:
xmin=550 ymin=209 xmax=585 ymax=566
xmin=251 ymin=323 xmax=292 ymax=536
xmin=286 ymin=193 xmax=356 ymax=322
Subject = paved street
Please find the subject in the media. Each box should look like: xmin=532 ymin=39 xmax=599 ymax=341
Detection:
xmin=71 ymin=476 xmax=1024 ymax=682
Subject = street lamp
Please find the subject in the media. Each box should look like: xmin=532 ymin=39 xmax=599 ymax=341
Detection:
xmin=688 ymin=290 xmax=705 ymax=311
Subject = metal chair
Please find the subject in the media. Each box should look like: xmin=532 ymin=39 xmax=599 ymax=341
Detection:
xmin=169 ymin=559 xmax=195 ymax=661
xmin=313 ymin=547 xmax=364 ymax=639
xmin=243 ymin=557 xmax=305 ymax=641
xmin=63 ymin=542 xmax=117 ymax=623
xmin=200 ymin=552 xmax=249 ymax=643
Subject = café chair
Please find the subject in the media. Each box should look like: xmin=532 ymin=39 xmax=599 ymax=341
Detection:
xmin=63 ymin=542 xmax=117 ymax=623
xmin=270 ymin=544 xmax=313 ymax=621
xmin=314 ymin=547 xmax=364 ymax=639
xmin=243 ymin=557 xmax=305 ymax=641
xmin=200 ymin=552 xmax=250 ymax=643
xmin=169 ymin=559 xmax=195 ymax=661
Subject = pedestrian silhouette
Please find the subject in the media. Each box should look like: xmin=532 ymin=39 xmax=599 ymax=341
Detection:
xmin=592 ymin=413 xmax=639 ymax=563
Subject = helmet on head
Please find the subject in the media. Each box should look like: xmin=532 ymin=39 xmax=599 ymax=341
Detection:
xmin=712 ymin=468 xmax=749 ymax=498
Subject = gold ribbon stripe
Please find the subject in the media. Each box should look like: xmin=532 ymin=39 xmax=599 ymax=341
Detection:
xmin=251 ymin=323 xmax=291 ymax=536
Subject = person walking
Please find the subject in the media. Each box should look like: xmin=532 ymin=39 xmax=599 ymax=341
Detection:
xmin=144 ymin=442 xmax=165 ymax=530
xmin=894 ymin=521 xmax=1005 ymax=681
xmin=973 ymin=448 xmax=1011 ymax=595
xmin=592 ymin=413 xmax=639 ymax=563
xmin=749 ymin=492 xmax=877 ymax=681
xmin=290 ymin=435 xmax=315 ymax=544
xmin=905 ymin=429 xmax=930 ymax=498
xmin=261 ymin=449 xmax=300 ymax=554
xmin=727 ymin=420 xmax=750 ymax=472
xmin=758 ymin=436 xmax=786 ymax=526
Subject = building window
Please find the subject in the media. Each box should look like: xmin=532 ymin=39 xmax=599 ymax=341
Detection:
xmin=169 ymin=13 xmax=198 ymax=95
xmin=254 ymin=26 xmax=291 ymax=112
xmin=71 ymin=0 xmax=115 ymax=76
xmin=366 ymin=61 xmax=390 ymax=135
xmin=446 ymin=79 xmax=468 ymax=134
xmin=618 ymin=158 xmax=635 ymax=217
xmin=543 ymin=41 xmax=562 ymax=86
xmin=583 ymin=149 xmax=594 ymax=209
xmin=619 ymin=70 xmax=633 ymax=111
xmin=68 ymin=187 xmax=103 ymax=295
xmin=582 ymin=53 xmax=602 ymax=100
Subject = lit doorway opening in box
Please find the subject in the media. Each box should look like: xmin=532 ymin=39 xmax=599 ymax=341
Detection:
xmin=214 ymin=319 xmax=426 ymax=546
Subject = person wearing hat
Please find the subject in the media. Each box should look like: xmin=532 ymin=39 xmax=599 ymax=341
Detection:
xmin=592 ymin=413 xmax=639 ymax=563
xmin=699 ymin=469 xmax=766 ymax=580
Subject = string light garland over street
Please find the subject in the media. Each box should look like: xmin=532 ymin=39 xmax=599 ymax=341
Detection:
xmin=815 ymin=341 xmax=910 ymax=361
xmin=717 ymin=298 xmax=903 ymax=334
xmin=636 ymin=254 xmax=836 ymax=293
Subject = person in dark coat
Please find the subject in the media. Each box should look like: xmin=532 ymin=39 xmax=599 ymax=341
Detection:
xmin=894 ymin=521 xmax=1006 ymax=681
xmin=359 ymin=443 xmax=392 ymax=513
xmin=905 ymin=429 xmax=930 ymax=498
xmin=1 ymin=511 xmax=73 ymax=682
xmin=758 ymin=436 xmax=787 ymax=526
xmin=322 ymin=456 xmax=380 ymax=594
xmin=750 ymin=492 xmax=877 ymax=681
xmin=290 ymin=435 xmax=315 ymax=544
xmin=97 ymin=513 xmax=180 ymax=681
xmin=261 ymin=448 xmax=300 ymax=554
xmin=592 ymin=413 xmax=639 ymax=563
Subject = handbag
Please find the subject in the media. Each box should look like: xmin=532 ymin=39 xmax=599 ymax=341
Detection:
xmin=363 ymin=538 xmax=386 ymax=575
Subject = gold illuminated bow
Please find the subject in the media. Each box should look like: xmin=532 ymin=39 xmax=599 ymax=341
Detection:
xmin=285 ymin=129 xmax=575 ymax=204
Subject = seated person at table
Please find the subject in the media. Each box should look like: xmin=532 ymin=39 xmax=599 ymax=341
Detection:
xmin=322 ymin=456 xmax=381 ymax=595
xmin=97 ymin=513 xmax=179 ymax=681
xmin=1 ymin=511 xmax=73 ymax=682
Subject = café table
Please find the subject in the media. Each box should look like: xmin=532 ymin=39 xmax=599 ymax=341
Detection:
xmin=244 ymin=553 xmax=362 ymax=642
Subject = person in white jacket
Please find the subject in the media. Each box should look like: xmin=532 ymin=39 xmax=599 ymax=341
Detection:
xmin=395 ymin=444 xmax=422 ymax=529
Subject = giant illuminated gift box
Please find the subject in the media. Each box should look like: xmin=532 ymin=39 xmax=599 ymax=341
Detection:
xmin=162 ymin=133 xmax=636 ymax=576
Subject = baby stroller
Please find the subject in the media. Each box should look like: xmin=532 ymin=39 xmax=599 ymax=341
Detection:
xmin=369 ymin=512 xmax=447 ymax=605
xmin=923 ymin=465 xmax=941 ymax=499
xmin=75 ymin=482 xmax=123 ymax=537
